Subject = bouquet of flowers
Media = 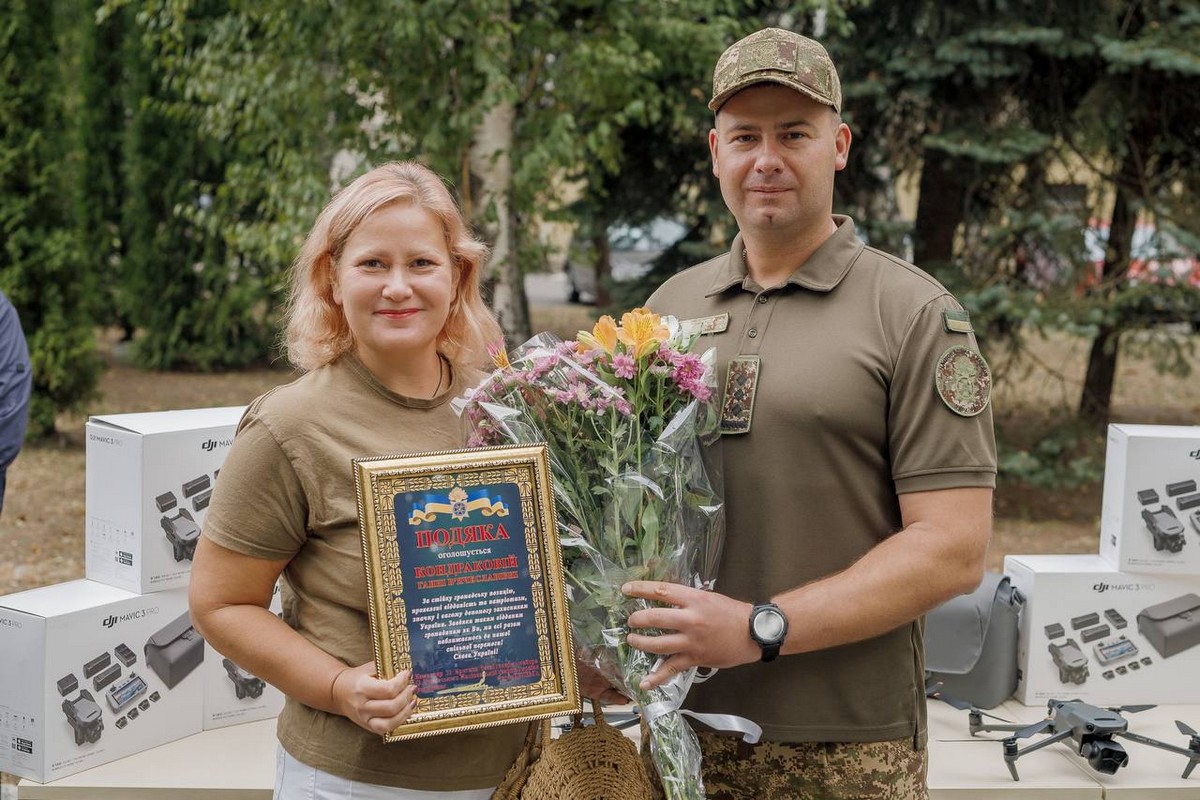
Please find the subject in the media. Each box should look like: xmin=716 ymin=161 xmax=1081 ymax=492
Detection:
xmin=455 ymin=308 xmax=724 ymax=799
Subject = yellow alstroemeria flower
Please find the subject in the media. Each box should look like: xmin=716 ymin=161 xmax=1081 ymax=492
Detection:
xmin=577 ymin=314 xmax=619 ymax=354
xmin=617 ymin=307 xmax=669 ymax=359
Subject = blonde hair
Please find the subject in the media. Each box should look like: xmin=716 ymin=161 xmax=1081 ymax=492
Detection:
xmin=283 ymin=161 xmax=501 ymax=371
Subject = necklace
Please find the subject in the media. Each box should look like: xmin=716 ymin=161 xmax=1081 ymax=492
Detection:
xmin=431 ymin=353 xmax=448 ymax=399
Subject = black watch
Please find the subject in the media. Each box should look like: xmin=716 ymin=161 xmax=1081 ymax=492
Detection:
xmin=749 ymin=603 xmax=789 ymax=662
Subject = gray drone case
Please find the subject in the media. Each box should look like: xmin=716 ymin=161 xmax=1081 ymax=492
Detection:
xmin=924 ymin=572 xmax=1024 ymax=709
xmin=144 ymin=610 xmax=204 ymax=689
xmin=1137 ymin=592 xmax=1200 ymax=659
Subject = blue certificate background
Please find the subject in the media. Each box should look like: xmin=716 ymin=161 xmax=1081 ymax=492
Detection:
xmin=394 ymin=481 xmax=542 ymax=696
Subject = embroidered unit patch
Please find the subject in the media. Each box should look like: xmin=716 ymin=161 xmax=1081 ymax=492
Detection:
xmin=720 ymin=355 xmax=760 ymax=434
xmin=934 ymin=345 xmax=992 ymax=417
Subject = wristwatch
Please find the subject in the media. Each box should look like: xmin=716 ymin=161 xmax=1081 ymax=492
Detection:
xmin=748 ymin=603 xmax=789 ymax=662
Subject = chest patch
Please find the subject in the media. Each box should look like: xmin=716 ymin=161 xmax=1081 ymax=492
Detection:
xmin=934 ymin=345 xmax=992 ymax=417
xmin=680 ymin=313 xmax=730 ymax=337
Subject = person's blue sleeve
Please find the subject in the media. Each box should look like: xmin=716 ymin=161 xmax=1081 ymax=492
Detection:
xmin=0 ymin=292 xmax=33 ymax=471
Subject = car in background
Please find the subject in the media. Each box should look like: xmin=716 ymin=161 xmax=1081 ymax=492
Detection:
xmin=1081 ymin=221 xmax=1200 ymax=289
xmin=565 ymin=218 xmax=688 ymax=304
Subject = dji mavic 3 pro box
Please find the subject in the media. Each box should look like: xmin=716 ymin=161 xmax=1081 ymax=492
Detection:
xmin=85 ymin=406 xmax=244 ymax=593
xmin=1006 ymin=554 xmax=1200 ymax=706
xmin=1099 ymin=423 xmax=1200 ymax=574
xmin=201 ymin=582 xmax=284 ymax=730
xmin=0 ymin=581 xmax=203 ymax=783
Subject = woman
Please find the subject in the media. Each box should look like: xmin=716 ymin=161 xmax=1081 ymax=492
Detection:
xmin=190 ymin=161 xmax=525 ymax=798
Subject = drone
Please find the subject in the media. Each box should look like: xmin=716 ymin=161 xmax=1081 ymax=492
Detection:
xmin=931 ymin=690 xmax=1200 ymax=781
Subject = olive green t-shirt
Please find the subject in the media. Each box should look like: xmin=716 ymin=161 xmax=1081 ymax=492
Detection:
xmin=646 ymin=216 xmax=997 ymax=747
xmin=202 ymin=354 xmax=527 ymax=790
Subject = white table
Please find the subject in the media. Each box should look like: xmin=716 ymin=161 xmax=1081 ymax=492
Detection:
xmin=17 ymin=720 xmax=275 ymax=800
xmin=18 ymin=702 xmax=1200 ymax=798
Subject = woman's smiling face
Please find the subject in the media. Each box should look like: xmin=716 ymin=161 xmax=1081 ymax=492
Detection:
xmin=333 ymin=202 xmax=457 ymax=372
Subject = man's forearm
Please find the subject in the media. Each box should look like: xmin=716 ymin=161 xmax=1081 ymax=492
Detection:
xmin=774 ymin=487 xmax=992 ymax=656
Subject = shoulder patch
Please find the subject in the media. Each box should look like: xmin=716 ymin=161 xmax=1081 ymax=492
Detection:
xmin=934 ymin=345 xmax=991 ymax=417
xmin=943 ymin=309 xmax=974 ymax=334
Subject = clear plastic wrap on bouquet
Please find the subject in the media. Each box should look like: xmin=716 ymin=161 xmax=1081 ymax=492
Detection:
xmin=454 ymin=311 xmax=724 ymax=800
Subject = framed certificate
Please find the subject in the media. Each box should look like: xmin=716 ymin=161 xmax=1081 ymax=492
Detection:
xmin=353 ymin=444 xmax=579 ymax=741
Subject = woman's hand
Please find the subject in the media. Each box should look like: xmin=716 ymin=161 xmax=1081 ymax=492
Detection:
xmin=331 ymin=662 xmax=419 ymax=735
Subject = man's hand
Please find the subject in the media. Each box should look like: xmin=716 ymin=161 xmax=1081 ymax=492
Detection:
xmin=622 ymin=581 xmax=758 ymax=691
xmin=331 ymin=662 xmax=418 ymax=735
xmin=575 ymin=658 xmax=630 ymax=705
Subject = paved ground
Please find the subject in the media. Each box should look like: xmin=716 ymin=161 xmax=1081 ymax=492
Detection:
xmin=524 ymin=271 xmax=573 ymax=307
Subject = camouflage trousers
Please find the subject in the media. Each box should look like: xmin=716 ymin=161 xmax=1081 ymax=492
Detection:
xmin=642 ymin=731 xmax=927 ymax=800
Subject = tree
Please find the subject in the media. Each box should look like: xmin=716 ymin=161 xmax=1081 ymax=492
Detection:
xmin=120 ymin=0 xmax=753 ymax=347
xmin=102 ymin=0 xmax=351 ymax=369
xmin=77 ymin=1 xmax=130 ymax=333
xmin=0 ymin=0 xmax=101 ymax=435
xmin=1075 ymin=0 xmax=1200 ymax=424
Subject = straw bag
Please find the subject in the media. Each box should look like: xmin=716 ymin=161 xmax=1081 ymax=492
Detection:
xmin=492 ymin=700 xmax=654 ymax=800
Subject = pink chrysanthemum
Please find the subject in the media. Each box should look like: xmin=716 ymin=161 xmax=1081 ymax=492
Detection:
xmin=612 ymin=352 xmax=636 ymax=379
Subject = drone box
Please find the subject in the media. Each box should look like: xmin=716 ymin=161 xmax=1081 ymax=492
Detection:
xmin=1099 ymin=423 xmax=1200 ymax=574
xmin=201 ymin=582 xmax=284 ymax=730
xmin=0 ymin=580 xmax=204 ymax=783
xmin=1006 ymin=554 xmax=1200 ymax=707
xmin=85 ymin=406 xmax=245 ymax=594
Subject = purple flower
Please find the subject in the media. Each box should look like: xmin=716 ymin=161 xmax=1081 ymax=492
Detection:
xmin=612 ymin=352 xmax=636 ymax=379
xmin=671 ymin=355 xmax=703 ymax=385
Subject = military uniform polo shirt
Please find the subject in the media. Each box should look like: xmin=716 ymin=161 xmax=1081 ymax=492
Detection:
xmin=646 ymin=215 xmax=996 ymax=746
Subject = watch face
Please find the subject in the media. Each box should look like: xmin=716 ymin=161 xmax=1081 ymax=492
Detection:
xmin=752 ymin=608 xmax=786 ymax=641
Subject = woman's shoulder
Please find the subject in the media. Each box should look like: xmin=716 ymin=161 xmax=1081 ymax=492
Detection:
xmin=242 ymin=363 xmax=350 ymax=429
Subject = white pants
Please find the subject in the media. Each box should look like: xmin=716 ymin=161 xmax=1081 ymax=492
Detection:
xmin=274 ymin=746 xmax=496 ymax=800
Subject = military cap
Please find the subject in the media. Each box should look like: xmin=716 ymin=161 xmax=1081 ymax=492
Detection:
xmin=709 ymin=27 xmax=842 ymax=113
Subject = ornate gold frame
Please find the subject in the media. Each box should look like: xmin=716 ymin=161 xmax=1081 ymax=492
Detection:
xmin=353 ymin=444 xmax=578 ymax=741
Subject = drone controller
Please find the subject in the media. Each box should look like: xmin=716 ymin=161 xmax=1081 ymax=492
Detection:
xmin=106 ymin=672 xmax=149 ymax=713
xmin=1094 ymin=635 xmax=1139 ymax=666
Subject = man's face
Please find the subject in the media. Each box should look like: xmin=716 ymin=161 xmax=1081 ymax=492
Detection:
xmin=709 ymin=84 xmax=851 ymax=238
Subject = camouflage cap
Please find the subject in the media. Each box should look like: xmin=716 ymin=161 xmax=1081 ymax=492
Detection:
xmin=709 ymin=28 xmax=842 ymax=113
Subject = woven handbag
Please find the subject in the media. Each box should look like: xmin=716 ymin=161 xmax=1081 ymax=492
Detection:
xmin=492 ymin=700 xmax=654 ymax=800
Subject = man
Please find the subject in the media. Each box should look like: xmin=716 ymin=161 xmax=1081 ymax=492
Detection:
xmin=623 ymin=28 xmax=996 ymax=799
xmin=0 ymin=290 xmax=32 ymax=518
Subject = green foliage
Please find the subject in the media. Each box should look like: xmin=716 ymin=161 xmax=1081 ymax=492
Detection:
xmin=114 ymin=2 xmax=298 ymax=369
xmin=77 ymin=0 xmax=130 ymax=330
xmin=0 ymin=0 xmax=101 ymax=435
xmin=835 ymin=0 xmax=1200 ymax=439
xmin=997 ymin=424 xmax=1106 ymax=490
xmin=8 ymin=0 xmax=1196 ymax=458
xmin=923 ymin=126 xmax=1054 ymax=164
xmin=111 ymin=0 xmax=764 ymax=346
